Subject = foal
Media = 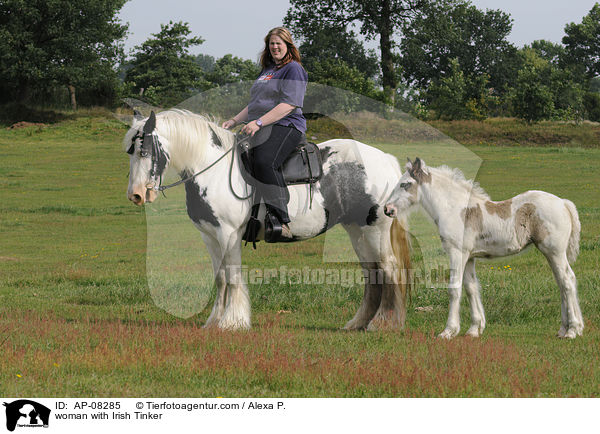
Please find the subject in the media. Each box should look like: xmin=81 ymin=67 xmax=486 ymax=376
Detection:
xmin=384 ymin=158 xmax=583 ymax=339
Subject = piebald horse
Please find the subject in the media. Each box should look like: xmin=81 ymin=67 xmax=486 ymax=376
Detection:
xmin=126 ymin=109 xmax=411 ymax=330
xmin=385 ymin=158 xmax=582 ymax=339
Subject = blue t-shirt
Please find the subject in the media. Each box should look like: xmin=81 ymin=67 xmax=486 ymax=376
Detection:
xmin=248 ymin=61 xmax=308 ymax=133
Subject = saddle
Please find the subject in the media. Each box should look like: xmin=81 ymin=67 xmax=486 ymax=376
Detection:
xmin=237 ymin=125 xmax=323 ymax=246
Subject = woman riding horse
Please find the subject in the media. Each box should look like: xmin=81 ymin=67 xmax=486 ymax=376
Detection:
xmin=222 ymin=27 xmax=308 ymax=241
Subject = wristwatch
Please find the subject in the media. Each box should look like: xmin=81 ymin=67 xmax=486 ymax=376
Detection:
xmin=255 ymin=119 xmax=263 ymax=128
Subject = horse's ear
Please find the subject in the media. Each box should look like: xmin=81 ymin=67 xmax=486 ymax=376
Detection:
xmin=143 ymin=111 xmax=156 ymax=134
xmin=130 ymin=109 xmax=144 ymax=127
xmin=405 ymin=158 xmax=413 ymax=172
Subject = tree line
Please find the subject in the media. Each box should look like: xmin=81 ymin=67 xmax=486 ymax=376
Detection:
xmin=1 ymin=0 xmax=598 ymax=122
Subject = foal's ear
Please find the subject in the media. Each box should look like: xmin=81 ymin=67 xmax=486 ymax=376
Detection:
xmin=405 ymin=157 xmax=414 ymax=172
xmin=410 ymin=157 xmax=430 ymax=183
xmin=414 ymin=157 xmax=426 ymax=171
xmin=143 ymin=111 xmax=156 ymax=134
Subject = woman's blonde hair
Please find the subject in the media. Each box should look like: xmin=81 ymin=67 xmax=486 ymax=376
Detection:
xmin=260 ymin=27 xmax=302 ymax=69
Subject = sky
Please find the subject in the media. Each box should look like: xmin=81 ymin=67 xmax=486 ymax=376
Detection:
xmin=118 ymin=0 xmax=598 ymax=61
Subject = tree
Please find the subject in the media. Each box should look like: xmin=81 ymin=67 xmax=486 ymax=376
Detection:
xmin=528 ymin=40 xmax=566 ymax=66
xmin=583 ymin=92 xmax=600 ymax=121
xmin=591 ymin=77 xmax=600 ymax=93
xmin=303 ymin=61 xmax=384 ymax=114
xmin=399 ymin=1 xmax=518 ymax=97
xmin=204 ymin=55 xmax=260 ymax=87
xmin=194 ymin=54 xmax=216 ymax=73
xmin=287 ymin=22 xmax=379 ymax=79
xmin=0 ymin=0 xmax=127 ymax=108
xmin=125 ymin=21 xmax=207 ymax=107
xmin=310 ymin=58 xmax=381 ymax=96
xmin=511 ymin=49 xmax=584 ymax=123
xmin=563 ymin=3 xmax=600 ymax=79
xmin=426 ymin=58 xmax=489 ymax=120
xmin=285 ymin=0 xmax=429 ymax=104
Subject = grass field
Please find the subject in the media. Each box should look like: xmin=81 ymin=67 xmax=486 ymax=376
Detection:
xmin=0 ymin=112 xmax=599 ymax=397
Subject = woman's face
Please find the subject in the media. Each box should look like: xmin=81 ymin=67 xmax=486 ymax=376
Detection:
xmin=269 ymin=35 xmax=288 ymax=64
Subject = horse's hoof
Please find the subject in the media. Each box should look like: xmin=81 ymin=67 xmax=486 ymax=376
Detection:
xmin=437 ymin=329 xmax=458 ymax=339
xmin=343 ymin=320 xmax=367 ymax=331
xmin=465 ymin=326 xmax=480 ymax=338
xmin=557 ymin=327 xmax=567 ymax=338
xmin=366 ymin=315 xmax=403 ymax=331
xmin=559 ymin=329 xmax=577 ymax=339
xmin=217 ymin=319 xmax=251 ymax=330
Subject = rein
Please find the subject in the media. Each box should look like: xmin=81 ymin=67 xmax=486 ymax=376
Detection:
xmin=150 ymin=128 xmax=253 ymax=201
xmin=156 ymin=146 xmax=232 ymax=192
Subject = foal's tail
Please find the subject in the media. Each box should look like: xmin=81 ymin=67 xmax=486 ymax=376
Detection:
xmin=563 ymin=199 xmax=581 ymax=264
xmin=390 ymin=217 xmax=412 ymax=304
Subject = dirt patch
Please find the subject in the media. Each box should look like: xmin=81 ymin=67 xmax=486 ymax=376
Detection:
xmin=7 ymin=121 xmax=47 ymax=130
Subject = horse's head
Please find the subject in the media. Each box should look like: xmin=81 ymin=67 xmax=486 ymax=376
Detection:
xmin=125 ymin=111 xmax=170 ymax=206
xmin=384 ymin=157 xmax=429 ymax=218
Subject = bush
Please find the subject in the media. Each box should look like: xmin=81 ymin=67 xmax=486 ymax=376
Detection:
xmin=511 ymin=49 xmax=584 ymax=123
xmin=583 ymin=92 xmax=600 ymax=122
xmin=426 ymin=59 xmax=490 ymax=120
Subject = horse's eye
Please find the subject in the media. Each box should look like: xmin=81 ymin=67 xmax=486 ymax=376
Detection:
xmin=400 ymin=182 xmax=411 ymax=190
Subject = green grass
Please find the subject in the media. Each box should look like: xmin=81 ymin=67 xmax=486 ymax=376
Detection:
xmin=0 ymin=114 xmax=599 ymax=397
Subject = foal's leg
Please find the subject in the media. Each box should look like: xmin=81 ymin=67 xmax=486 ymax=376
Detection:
xmin=543 ymin=251 xmax=583 ymax=338
xmin=343 ymin=224 xmax=382 ymax=330
xmin=439 ymin=249 xmax=469 ymax=339
xmin=557 ymin=285 xmax=568 ymax=338
xmin=463 ymin=259 xmax=486 ymax=337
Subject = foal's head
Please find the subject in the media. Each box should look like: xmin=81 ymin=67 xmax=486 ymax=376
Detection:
xmin=125 ymin=111 xmax=170 ymax=206
xmin=384 ymin=157 xmax=430 ymax=218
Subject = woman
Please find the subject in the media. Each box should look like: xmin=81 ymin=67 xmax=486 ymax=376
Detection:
xmin=222 ymin=27 xmax=308 ymax=240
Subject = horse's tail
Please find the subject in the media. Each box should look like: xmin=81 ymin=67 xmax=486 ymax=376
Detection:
xmin=390 ymin=216 xmax=412 ymax=306
xmin=563 ymin=199 xmax=580 ymax=264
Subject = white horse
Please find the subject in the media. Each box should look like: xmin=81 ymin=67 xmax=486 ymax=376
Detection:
xmin=125 ymin=109 xmax=411 ymax=330
xmin=384 ymin=158 xmax=582 ymax=339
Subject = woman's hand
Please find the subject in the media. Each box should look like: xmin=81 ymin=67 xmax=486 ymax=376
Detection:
xmin=241 ymin=120 xmax=261 ymax=137
xmin=222 ymin=119 xmax=237 ymax=129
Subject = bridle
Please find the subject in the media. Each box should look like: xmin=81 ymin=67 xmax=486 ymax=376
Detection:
xmin=127 ymin=111 xmax=167 ymax=192
xmin=127 ymin=111 xmax=253 ymax=200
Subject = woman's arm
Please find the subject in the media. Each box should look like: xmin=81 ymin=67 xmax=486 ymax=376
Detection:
xmin=241 ymin=103 xmax=295 ymax=136
xmin=258 ymin=103 xmax=295 ymax=126
xmin=222 ymin=106 xmax=249 ymax=129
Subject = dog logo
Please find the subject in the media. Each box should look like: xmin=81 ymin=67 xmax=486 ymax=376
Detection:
xmin=3 ymin=400 xmax=51 ymax=431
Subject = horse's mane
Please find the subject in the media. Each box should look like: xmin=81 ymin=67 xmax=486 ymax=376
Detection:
xmin=124 ymin=109 xmax=235 ymax=167
xmin=156 ymin=109 xmax=235 ymax=158
xmin=430 ymin=165 xmax=490 ymax=201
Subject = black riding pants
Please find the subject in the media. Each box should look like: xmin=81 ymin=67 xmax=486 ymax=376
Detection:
xmin=251 ymin=124 xmax=303 ymax=224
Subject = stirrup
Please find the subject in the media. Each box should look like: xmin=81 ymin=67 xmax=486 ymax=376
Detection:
xmin=242 ymin=216 xmax=262 ymax=249
xmin=264 ymin=212 xmax=283 ymax=243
